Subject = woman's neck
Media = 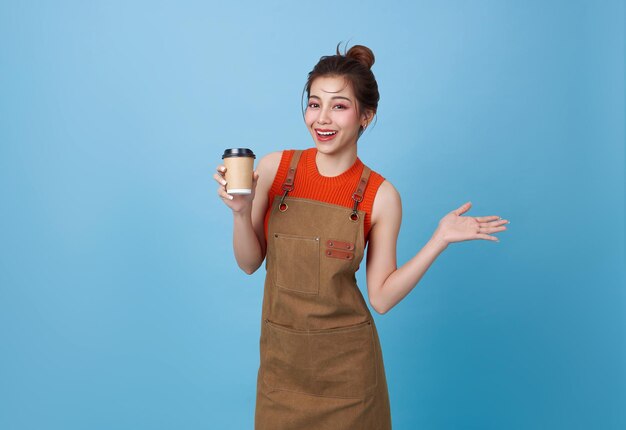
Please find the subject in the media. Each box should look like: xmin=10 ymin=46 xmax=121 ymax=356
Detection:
xmin=314 ymin=145 xmax=358 ymax=177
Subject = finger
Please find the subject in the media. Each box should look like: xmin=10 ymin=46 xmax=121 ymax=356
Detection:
xmin=215 ymin=167 xmax=226 ymax=181
xmin=478 ymin=225 xmax=507 ymax=233
xmin=477 ymin=233 xmax=499 ymax=242
xmin=492 ymin=219 xmax=510 ymax=227
xmin=454 ymin=201 xmax=472 ymax=216
xmin=481 ymin=219 xmax=509 ymax=227
xmin=213 ymin=173 xmax=227 ymax=186
xmin=217 ymin=186 xmax=233 ymax=200
xmin=480 ymin=220 xmax=509 ymax=230
xmin=475 ymin=215 xmax=500 ymax=222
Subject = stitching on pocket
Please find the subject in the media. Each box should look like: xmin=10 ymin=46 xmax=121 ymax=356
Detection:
xmin=273 ymin=233 xmax=320 ymax=295
xmin=263 ymin=319 xmax=378 ymax=399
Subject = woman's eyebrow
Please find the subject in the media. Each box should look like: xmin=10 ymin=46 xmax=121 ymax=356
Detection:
xmin=309 ymin=95 xmax=352 ymax=102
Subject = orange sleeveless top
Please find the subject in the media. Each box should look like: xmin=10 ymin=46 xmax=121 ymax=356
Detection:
xmin=264 ymin=147 xmax=386 ymax=243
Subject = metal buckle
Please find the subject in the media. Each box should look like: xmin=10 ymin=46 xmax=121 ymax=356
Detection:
xmin=279 ymin=188 xmax=290 ymax=212
xmin=350 ymin=193 xmax=362 ymax=221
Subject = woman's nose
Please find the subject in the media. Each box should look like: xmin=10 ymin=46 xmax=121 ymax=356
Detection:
xmin=317 ymin=107 xmax=331 ymax=124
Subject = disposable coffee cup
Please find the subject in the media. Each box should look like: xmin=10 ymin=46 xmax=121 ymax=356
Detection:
xmin=221 ymin=148 xmax=256 ymax=194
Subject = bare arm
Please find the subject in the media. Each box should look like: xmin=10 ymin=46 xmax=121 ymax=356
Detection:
xmin=365 ymin=180 xmax=447 ymax=314
xmin=215 ymin=151 xmax=282 ymax=275
xmin=365 ymin=182 xmax=508 ymax=314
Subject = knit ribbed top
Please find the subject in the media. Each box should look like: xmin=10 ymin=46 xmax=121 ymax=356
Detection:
xmin=264 ymin=147 xmax=386 ymax=243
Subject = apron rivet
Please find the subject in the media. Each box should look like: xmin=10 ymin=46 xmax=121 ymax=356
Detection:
xmin=329 ymin=241 xmax=334 ymax=247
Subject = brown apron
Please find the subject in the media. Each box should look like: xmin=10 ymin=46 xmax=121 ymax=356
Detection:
xmin=255 ymin=150 xmax=392 ymax=429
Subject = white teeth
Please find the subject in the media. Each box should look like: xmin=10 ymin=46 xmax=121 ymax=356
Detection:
xmin=317 ymin=130 xmax=337 ymax=136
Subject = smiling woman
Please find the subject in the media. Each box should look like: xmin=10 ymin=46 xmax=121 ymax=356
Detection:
xmin=214 ymin=42 xmax=509 ymax=430
xmin=304 ymin=75 xmax=371 ymax=159
xmin=302 ymin=43 xmax=379 ymax=142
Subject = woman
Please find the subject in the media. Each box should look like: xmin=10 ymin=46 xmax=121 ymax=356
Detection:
xmin=215 ymin=43 xmax=509 ymax=429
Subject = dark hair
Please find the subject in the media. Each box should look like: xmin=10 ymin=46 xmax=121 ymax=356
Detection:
xmin=302 ymin=42 xmax=380 ymax=137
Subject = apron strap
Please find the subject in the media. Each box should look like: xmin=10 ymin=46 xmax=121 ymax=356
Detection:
xmin=350 ymin=166 xmax=371 ymax=221
xmin=279 ymin=150 xmax=303 ymax=211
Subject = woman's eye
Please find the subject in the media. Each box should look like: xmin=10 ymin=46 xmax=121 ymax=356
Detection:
xmin=307 ymin=103 xmax=347 ymax=110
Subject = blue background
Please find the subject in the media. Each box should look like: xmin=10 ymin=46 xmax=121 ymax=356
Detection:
xmin=1 ymin=1 xmax=624 ymax=429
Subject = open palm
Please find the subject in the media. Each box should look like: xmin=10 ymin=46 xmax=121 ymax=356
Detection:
xmin=433 ymin=201 xmax=508 ymax=245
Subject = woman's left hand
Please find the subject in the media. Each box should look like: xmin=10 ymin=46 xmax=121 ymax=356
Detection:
xmin=432 ymin=201 xmax=508 ymax=246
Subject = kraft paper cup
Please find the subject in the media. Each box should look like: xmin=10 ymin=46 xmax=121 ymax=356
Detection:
xmin=222 ymin=148 xmax=256 ymax=194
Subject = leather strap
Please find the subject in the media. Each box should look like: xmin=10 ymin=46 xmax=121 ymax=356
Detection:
xmin=282 ymin=150 xmax=303 ymax=192
xmin=279 ymin=150 xmax=303 ymax=211
xmin=350 ymin=166 xmax=371 ymax=220
xmin=352 ymin=166 xmax=371 ymax=202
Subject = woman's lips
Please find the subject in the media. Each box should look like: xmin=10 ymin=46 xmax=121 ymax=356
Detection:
xmin=315 ymin=129 xmax=338 ymax=141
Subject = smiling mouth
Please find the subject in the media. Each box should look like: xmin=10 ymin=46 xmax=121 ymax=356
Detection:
xmin=315 ymin=129 xmax=337 ymax=137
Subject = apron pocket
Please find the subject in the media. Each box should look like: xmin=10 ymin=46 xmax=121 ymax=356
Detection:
xmin=263 ymin=320 xmax=378 ymax=399
xmin=273 ymin=233 xmax=320 ymax=295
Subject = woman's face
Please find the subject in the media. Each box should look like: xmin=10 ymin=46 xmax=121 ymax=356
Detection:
xmin=304 ymin=75 xmax=371 ymax=155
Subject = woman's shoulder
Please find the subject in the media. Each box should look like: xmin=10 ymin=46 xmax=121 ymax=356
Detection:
xmin=382 ymin=178 xmax=401 ymax=198
xmin=373 ymin=178 xmax=401 ymax=206
xmin=360 ymin=162 xmax=392 ymax=200
xmin=257 ymin=150 xmax=299 ymax=195
xmin=257 ymin=150 xmax=288 ymax=174
xmin=258 ymin=148 xmax=311 ymax=171
xmin=258 ymin=149 xmax=284 ymax=164
xmin=370 ymin=177 xmax=402 ymax=228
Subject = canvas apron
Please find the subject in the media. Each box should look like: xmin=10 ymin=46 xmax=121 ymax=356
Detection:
xmin=255 ymin=150 xmax=392 ymax=429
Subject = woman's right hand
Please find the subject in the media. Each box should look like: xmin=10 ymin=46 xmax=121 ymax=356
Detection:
xmin=214 ymin=165 xmax=260 ymax=214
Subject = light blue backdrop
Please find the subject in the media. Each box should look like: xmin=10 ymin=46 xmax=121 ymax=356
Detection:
xmin=1 ymin=1 xmax=624 ymax=429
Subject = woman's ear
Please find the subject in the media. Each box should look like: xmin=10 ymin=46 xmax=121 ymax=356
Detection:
xmin=361 ymin=110 xmax=375 ymax=127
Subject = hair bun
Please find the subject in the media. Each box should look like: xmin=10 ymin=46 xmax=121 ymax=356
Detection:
xmin=337 ymin=43 xmax=375 ymax=70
